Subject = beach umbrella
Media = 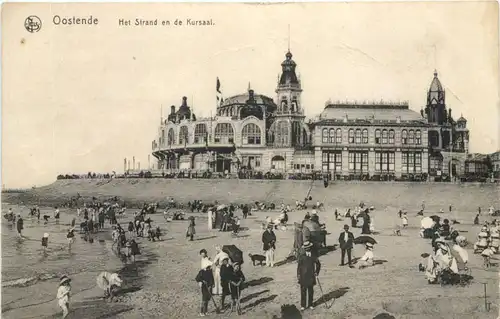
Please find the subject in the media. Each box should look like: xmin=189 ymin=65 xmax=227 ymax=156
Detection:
xmin=353 ymin=236 xmax=377 ymax=245
xmin=429 ymin=215 xmax=440 ymax=223
xmin=420 ymin=217 xmax=435 ymax=229
xmin=222 ymin=245 xmax=244 ymax=265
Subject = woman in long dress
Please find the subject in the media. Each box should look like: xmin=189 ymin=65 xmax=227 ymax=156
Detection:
xmin=208 ymin=209 xmax=213 ymax=230
xmin=212 ymin=245 xmax=229 ymax=295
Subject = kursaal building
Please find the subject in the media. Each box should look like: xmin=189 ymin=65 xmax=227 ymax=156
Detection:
xmin=151 ymin=50 xmax=469 ymax=181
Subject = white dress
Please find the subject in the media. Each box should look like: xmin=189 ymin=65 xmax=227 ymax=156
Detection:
xmin=212 ymin=251 xmax=229 ymax=295
xmin=208 ymin=210 xmax=213 ymax=230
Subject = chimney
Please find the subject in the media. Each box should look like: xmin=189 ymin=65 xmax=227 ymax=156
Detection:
xmin=133 ymin=156 xmax=135 ymax=170
xmin=181 ymin=96 xmax=188 ymax=107
xmin=138 ymin=162 xmax=140 ymax=170
xmin=127 ymin=160 xmax=130 ymax=171
xmin=124 ymin=158 xmax=127 ymax=173
xmin=170 ymin=105 xmax=176 ymax=114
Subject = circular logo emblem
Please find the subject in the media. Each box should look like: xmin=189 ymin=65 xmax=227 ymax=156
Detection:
xmin=25 ymin=16 xmax=42 ymax=33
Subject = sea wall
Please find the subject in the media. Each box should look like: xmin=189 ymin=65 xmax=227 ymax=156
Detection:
xmin=3 ymin=179 xmax=499 ymax=212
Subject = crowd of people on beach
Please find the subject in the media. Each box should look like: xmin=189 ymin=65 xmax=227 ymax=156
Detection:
xmin=3 ymin=190 xmax=500 ymax=318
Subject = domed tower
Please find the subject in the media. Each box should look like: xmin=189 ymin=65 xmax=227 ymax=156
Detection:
xmin=276 ymin=50 xmax=303 ymax=115
xmin=425 ymin=70 xmax=447 ymax=125
xmin=269 ymin=50 xmax=308 ymax=148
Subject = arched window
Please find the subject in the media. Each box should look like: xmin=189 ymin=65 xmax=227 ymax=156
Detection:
xmin=214 ymin=123 xmax=234 ymax=144
xmin=336 ymin=129 xmax=342 ymax=143
xmin=362 ymin=129 xmax=368 ymax=144
xmin=179 ymin=126 xmax=189 ymax=145
xmin=402 ymin=130 xmax=408 ymax=145
xmin=322 ymin=129 xmax=328 ymax=143
xmin=194 ymin=124 xmax=207 ymax=144
xmin=416 ymin=130 xmax=422 ymax=145
xmin=375 ymin=129 xmax=381 ymax=144
xmin=167 ymin=128 xmax=175 ymax=146
xmin=408 ymin=130 xmax=415 ymax=145
xmin=329 ymin=129 xmax=335 ymax=143
xmin=389 ymin=129 xmax=395 ymax=144
xmin=242 ymin=123 xmax=261 ymax=145
xmin=348 ymin=129 xmax=355 ymax=144
xmin=355 ymin=129 xmax=362 ymax=144
xmin=382 ymin=130 xmax=388 ymax=144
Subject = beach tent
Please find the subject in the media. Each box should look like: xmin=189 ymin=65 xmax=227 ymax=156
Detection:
xmin=302 ymin=220 xmax=324 ymax=248
xmin=293 ymin=222 xmax=304 ymax=252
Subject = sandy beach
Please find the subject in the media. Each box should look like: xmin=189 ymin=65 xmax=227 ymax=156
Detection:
xmin=2 ymin=180 xmax=499 ymax=319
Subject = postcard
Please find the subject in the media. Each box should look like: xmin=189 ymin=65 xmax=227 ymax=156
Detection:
xmin=2 ymin=2 xmax=499 ymax=319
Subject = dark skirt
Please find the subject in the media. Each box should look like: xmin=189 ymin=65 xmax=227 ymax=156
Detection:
xmin=221 ymin=281 xmax=230 ymax=296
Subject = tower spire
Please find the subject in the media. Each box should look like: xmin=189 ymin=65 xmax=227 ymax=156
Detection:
xmin=248 ymin=81 xmax=251 ymax=91
xmin=287 ymin=24 xmax=291 ymax=52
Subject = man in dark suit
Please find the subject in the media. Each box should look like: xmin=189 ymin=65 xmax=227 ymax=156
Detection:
xmin=262 ymin=224 xmax=277 ymax=267
xmin=297 ymin=241 xmax=321 ymax=311
xmin=338 ymin=224 xmax=355 ymax=267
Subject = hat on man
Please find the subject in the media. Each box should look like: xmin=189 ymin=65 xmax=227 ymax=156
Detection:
xmin=60 ymin=275 xmax=71 ymax=285
xmin=302 ymin=241 xmax=313 ymax=249
xmin=267 ymin=223 xmax=274 ymax=229
xmin=369 ymin=206 xmax=375 ymax=210
xmin=365 ymin=242 xmax=374 ymax=249
xmin=343 ymin=224 xmax=349 ymax=229
xmin=311 ymin=210 xmax=318 ymax=216
xmin=43 ymin=233 xmax=49 ymax=238
xmin=434 ymin=237 xmax=446 ymax=245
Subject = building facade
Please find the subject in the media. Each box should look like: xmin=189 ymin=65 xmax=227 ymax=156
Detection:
xmin=150 ymin=49 xmax=470 ymax=180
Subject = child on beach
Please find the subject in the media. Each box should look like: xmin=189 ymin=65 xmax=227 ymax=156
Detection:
xmin=42 ymin=233 xmax=49 ymax=252
xmin=16 ymin=214 xmax=24 ymax=238
xmin=54 ymin=207 xmax=60 ymax=224
xmin=187 ymin=217 xmax=196 ymax=241
xmin=402 ymin=212 xmax=408 ymax=228
xmin=57 ymin=275 xmax=71 ymax=318
xmin=228 ymin=262 xmax=245 ymax=314
xmin=196 ymin=258 xmax=216 ymax=316
xmin=67 ymin=228 xmax=75 ymax=251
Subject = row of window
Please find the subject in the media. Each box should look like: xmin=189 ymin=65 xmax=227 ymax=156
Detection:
xmin=160 ymin=123 xmax=262 ymax=146
xmin=321 ymin=128 xmax=422 ymax=145
xmin=321 ymin=151 xmax=422 ymax=173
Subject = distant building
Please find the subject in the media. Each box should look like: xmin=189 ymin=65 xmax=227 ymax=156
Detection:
xmin=150 ymin=49 xmax=472 ymax=181
xmin=424 ymin=71 xmax=470 ymax=180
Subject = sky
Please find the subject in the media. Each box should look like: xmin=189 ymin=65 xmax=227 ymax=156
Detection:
xmin=2 ymin=2 xmax=499 ymax=188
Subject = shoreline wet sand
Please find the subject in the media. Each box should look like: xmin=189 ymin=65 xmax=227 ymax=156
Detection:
xmin=1 ymin=204 xmax=157 ymax=319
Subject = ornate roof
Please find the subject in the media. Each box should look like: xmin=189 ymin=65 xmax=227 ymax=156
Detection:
xmin=220 ymin=92 xmax=276 ymax=107
xmin=457 ymin=115 xmax=467 ymax=122
xmin=427 ymin=70 xmax=445 ymax=105
xmin=278 ymin=51 xmax=300 ymax=87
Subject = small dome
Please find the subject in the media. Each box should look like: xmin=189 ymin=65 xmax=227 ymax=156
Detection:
xmin=457 ymin=115 xmax=467 ymax=123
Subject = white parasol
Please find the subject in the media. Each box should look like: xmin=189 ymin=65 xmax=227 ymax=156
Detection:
xmin=217 ymin=205 xmax=227 ymax=211
xmin=452 ymin=244 xmax=469 ymax=264
xmin=96 ymin=271 xmax=111 ymax=290
xmin=420 ymin=217 xmax=435 ymax=229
